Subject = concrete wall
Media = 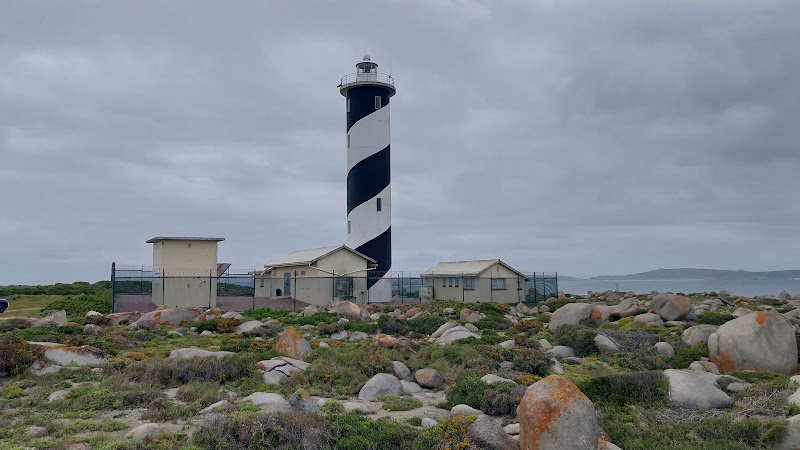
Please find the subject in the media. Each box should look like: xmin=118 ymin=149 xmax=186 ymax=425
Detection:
xmin=425 ymin=262 xmax=526 ymax=304
xmin=254 ymin=248 xmax=371 ymax=306
xmin=151 ymin=240 xmax=219 ymax=308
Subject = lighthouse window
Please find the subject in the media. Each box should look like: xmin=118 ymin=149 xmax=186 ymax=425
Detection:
xmin=375 ymin=96 xmax=381 ymax=109
xmin=376 ymin=198 xmax=382 ymax=211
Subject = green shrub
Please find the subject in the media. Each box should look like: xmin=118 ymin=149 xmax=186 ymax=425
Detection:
xmin=481 ymin=381 xmax=526 ymax=415
xmin=537 ymin=299 xmax=575 ymax=312
xmin=0 ymin=335 xmax=44 ymax=375
xmin=2 ymin=385 xmax=25 ymax=399
xmin=342 ymin=321 xmax=378 ymax=334
xmin=121 ymin=352 xmax=262 ymax=387
xmin=379 ymin=395 xmax=423 ymax=411
xmin=579 ymin=371 xmax=669 ymax=406
xmin=512 ymin=347 xmax=550 ymax=377
xmin=601 ymin=330 xmax=661 ymax=352
xmin=695 ymin=416 xmax=761 ymax=447
xmin=140 ymin=397 xmax=189 ymax=422
xmin=614 ymin=347 xmax=670 ymax=371
xmin=377 ymin=316 xmax=409 ymax=335
xmin=553 ymin=325 xmax=597 ymax=357
xmin=329 ymin=412 xmax=418 ymax=450
xmin=295 ymin=312 xmax=338 ymax=326
xmin=729 ymin=371 xmax=790 ymax=389
xmin=698 ymin=311 xmax=735 ymax=326
xmin=322 ymin=399 xmax=345 ymax=414
xmin=670 ymin=343 xmax=709 ymax=369
xmin=446 ymin=373 xmax=489 ymax=409
xmin=42 ymin=292 xmax=111 ymax=318
xmin=413 ymin=416 xmax=475 ymax=450
xmin=0 ymin=318 xmax=30 ymax=332
xmin=475 ymin=302 xmax=510 ymax=315
xmin=194 ymin=410 xmax=340 ymax=450
xmin=406 ymin=315 xmax=447 ymax=335
xmin=474 ymin=315 xmax=512 ymax=331
xmin=62 ymin=387 xmax=122 ymax=411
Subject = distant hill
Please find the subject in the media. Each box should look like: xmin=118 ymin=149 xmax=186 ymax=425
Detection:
xmin=590 ymin=268 xmax=800 ymax=281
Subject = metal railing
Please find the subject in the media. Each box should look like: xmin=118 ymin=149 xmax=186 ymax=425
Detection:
xmin=339 ymin=72 xmax=395 ymax=88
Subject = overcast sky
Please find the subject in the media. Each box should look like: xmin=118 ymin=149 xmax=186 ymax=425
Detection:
xmin=2 ymin=1 xmax=799 ymax=285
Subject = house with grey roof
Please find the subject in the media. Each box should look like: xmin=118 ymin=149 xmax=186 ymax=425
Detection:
xmin=420 ymin=259 xmax=528 ymax=304
xmin=254 ymin=245 xmax=377 ymax=306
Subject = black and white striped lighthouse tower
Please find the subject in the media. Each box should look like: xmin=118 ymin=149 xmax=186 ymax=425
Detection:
xmin=339 ymin=55 xmax=396 ymax=303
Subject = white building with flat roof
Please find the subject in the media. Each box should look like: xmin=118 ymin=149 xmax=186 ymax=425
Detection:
xmin=147 ymin=236 xmax=224 ymax=308
xmin=420 ymin=259 xmax=528 ymax=304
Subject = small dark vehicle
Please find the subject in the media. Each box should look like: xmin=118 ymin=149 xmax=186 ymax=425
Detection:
xmin=0 ymin=298 xmax=8 ymax=314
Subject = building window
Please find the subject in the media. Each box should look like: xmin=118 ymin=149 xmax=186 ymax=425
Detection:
xmin=348 ymin=221 xmax=351 ymax=234
xmin=421 ymin=278 xmax=426 ymax=286
xmin=187 ymin=243 xmax=191 ymax=248
xmin=455 ymin=278 xmax=459 ymax=287
xmin=300 ymin=270 xmax=306 ymax=276
xmin=260 ymin=278 xmax=264 ymax=288
xmin=517 ymin=280 xmax=522 ymax=290
xmin=464 ymin=278 xmax=475 ymax=290
xmin=375 ymin=96 xmax=381 ymax=109
xmin=347 ymin=98 xmax=350 ymax=113
xmin=442 ymin=278 xmax=446 ymax=287
xmin=491 ymin=278 xmax=506 ymax=290
xmin=376 ymin=197 xmax=382 ymax=211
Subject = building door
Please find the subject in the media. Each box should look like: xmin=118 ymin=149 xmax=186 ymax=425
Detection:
xmin=283 ymin=272 xmax=291 ymax=296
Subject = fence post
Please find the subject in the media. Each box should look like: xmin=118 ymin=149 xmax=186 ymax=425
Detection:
xmin=400 ymin=271 xmax=404 ymax=304
xmin=208 ymin=269 xmax=212 ymax=309
xmin=252 ymin=270 xmax=256 ymax=311
xmin=110 ymin=262 xmax=116 ymax=313
xmin=161 ymin=270 xmax=165 ymax=306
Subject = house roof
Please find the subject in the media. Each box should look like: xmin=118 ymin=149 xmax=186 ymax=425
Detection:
xmin=146 ymin=236 xmax=224 ymax=243
xmin=421 ymin=259 xmax=528 ymax=279
xmin=264 ymin=245 xmax=377 ymax=269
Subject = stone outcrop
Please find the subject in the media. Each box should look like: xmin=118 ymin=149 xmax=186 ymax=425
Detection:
xmin=682 ymin=324 xmax=719 ymax=346
xmin=133 ymin=307 xmax=200 ymax=329
xmin=275 ymin=326 xmax=312 ymax=360
xmin=664 ymin=369 xmax=732 ymax=408
xmin=30 ymin=310 xmax=67 ymax=327
xmin=548 ymin=303 xmax=595 ymax=330
xmin=358 ymin=373 xmax=404 ymax=400
xmin=650 ymin=293 xmax=693 ymax=321
xmin=256 ymin=357 xmax=310 ymax=385
xmin=468 ymin=414 xmax=518 ymax=450
xmin=517 ymin=375 xmax=599 ymax=450
xmin=29 ymin=342 xmax=106 ymax=366
xmin=414 ymin=368 xmax=444 ymax=388
xmin=708 ymin=311 xmax=798 ymax=374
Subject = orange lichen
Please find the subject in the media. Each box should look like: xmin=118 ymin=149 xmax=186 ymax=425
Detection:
xmin=590 ymin=309 xmax=602 ymax=319
xmin=275 ymin=326 xmax=310 ymax=359
xmin=755 ymin=311 xmax=771 ymax=325
xmin=518 ymin=376 xmax=588 ymax=450
xmin=675 ymin=296 xmax=691 ymax=316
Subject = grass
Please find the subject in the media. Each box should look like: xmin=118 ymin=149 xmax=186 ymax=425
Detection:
xmin=378 ymin=395 xmax=423 ymax=411
xmin=1 ymin=295 xmax=61 ymax=318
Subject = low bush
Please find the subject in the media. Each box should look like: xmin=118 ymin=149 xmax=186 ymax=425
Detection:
xmin=0 ymin=335 xmax=44 ymax=375
xmin=537 ymin=299 xmax=576 ymax=312
xmin=377 ymin=316 xmax=409 ymax=335
xmin=0 ymin=318 xmax=30 ymax=332
xmin=698 ymin=311 xmax=735 ymax=326
xmin=58 ymin=387 xmax=122 ymax=411
xmin=2 ymin=385 xmax=25 ymax=399
xmin=474 ymin=315 xmax=512 ymax=331
xmin=342 ymin=321 xmax=378 ymax=334
xmin=140 ymin=397 xmax=189 ymax=422
xmin=413 ymin=416 xmax=475 ymax=450
xmin=121 ymin=352 xmax=263 ymax=387
xmin=579 ymin=371 xmax=669 ymax=406
xmin=14 ymin=325 xmax=83 ymax=343
xmin=512 ymin=347 xmax=550 ymax=377
xmin=405 ymin=315 xmax=447 ymax=335
xmin=194 ymin=410 xmax=337 ymax=450
xmin=379 ymin=395 xmax=423 ymax=411
xmin=328 ymin=412 xmax=419 ymax=450
xmin=670 ymin=342 xmax=709 ymax=369
xmin=176 ymin=380 xmax=223 ymax=406
xmin=553 ymin=325 xmax=597 ymax=357
xmin=195 ymin=317 xmax=245 ymax=334
xmin=601 ymin=330 xmax=661 ymax=352
xmin=614 ymin=347 xmax=669 ymax=371
xmin=446 ymin=373 xmax=488 ymax=409
xmin=41 ymin=292 xmax=111 ymax=318
xmin=481 ymin=381 xmax=526 ymax=415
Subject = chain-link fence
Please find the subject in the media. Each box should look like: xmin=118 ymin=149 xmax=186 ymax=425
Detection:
xmin=111 ymin=263 xmax=557 ymax=312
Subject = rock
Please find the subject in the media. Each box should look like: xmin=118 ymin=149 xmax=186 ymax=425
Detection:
xmin=654 ymin=342 xmax=675 ymax=359
xmin=289 ymin=388 xmax=319 ymax=413
xmin=431 ymin=321 xmax=460 ymax=339
xmin=349 ymin=331 xmax=368 ymax=340
xmin=256 ymin=357 xmax=309 ymax=385
xmin=779 ymin=291 xmax=792 ymax=301
xmin=545 ymin=346 xmax=575 ymax=358
xmin=415 ymin=368 xmax=444 ymax=389
xmin=393 ymin=361 xmax=412 ymax=381
xmin=29 ymin=342 xmax=106 ymax=366
xmin=220 ymin=311 xmax=244 ymax=319
xmin=650 ymin=293 xmax=693 ymax=321
xmin=503 ymin=423 xmax=520 ymax=435
xmin=422 ymin=418 xmax=437 ymax=429
xmin=663 ymin=369 xmax=732 ymax=408
xmin=538 ymin=339 xmax=552 ymax=351
xmin=538 ymin=305 xmax=550 ymax=313
xmin=732 ymin=307 xmax=754 ymax=318
xmin=549 ymin=359 xmax=565 ymax=374
xmin=594 ymin=334 xmax=621 ymax=353
xmin=194 ymin=308 xmax=221 ymax=323
xmin=434 ymin=326 xmax=480 ymax=345
xmin=591 ymin=305 xmax=617 ymax=321
xmin=633 ymin=313 xmax=664 ymax=327
xmin=405 ymin=307 xmax=422 ymax=318
xmin=726 ymin=382 xmax=751 ymax=393
xmin=460 ymin=308 xmax=484 ymax=323
xmin=481 ymin=374 xmax=515 ymax=385
xmin=26 ymin=426 xmax=47 ymax=438
xmin=708 ymin=311 xmax=798 ymax=374
xmin=301 ymin=305 xmax=319 ymax=317
xmin=450 ymin=404 xmax=482 ymax=416
xmin=134 ymin=307 xmax=200 ymax=328
xmin=168 ymin=328 xmax=187 ymax=337
xmin=517 ymin=375 xmax=599 ymax=450
xmin=599 ymin=440 xmax=623 ymax=450
xmin=401 ymin=380 xmax=423 ymax=394
xmin=276 ymin=326 xmax=312 ymax=360
xmin=31 ymin=310 xmax=67 ymax=327
xmin=682 ymin=325 xmax=719 ymax=346
xmin=358 ymin=373 xmax=404 ymax=400
xmin=330 ymin=330 xmax=348 ymax=340
xmin=168 ymin=348 xmax=234 ymax=359
xmin=48 ymin=389 xmax=69 ymax=402
xmin=499 ymin=340 xmax=515 ymax=349
xmin=128 ymin=423 xmax=161 ymax=441
xmin=329 ymin=301 xmax=367 ymax=321
xmin=689 ymin=361 xmax=720 ymax=374
xmin=664 ymin=321 xmax=688 ymax=328
xmin=464 ymin=323 xmax=480 ymax=333
xmin=517 ymin=303 xmax=531 ymax=314
xmin=565 ymin=357 xmax=585 ymax=365
xmin=199 ymin=400 xmax=229 ymax=414
xmin=83 ymin=324 xmax=102 ymax=336
xmin=318 ymin=342 xmax=330 ymax=348
xmin=200 ymin=330 xmax=214 ymax=336
xmin=442 ymin=308 xmax=455 ymax=315
xmin=468 ymin=414 xmax=518 ymax=450
xmin=242 ymin=392 xmax=290 ymax=408
xmin=774 ymin=414 xmax=800 ymax=450
xmin=233 ymin=320 xmax=265 ymax=334
xmin=548 ymin=303 xmax=595 ymax=330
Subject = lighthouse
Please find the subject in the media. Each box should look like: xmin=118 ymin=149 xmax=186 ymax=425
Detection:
xmin=339 ymin=55 xmax=396 ymax=303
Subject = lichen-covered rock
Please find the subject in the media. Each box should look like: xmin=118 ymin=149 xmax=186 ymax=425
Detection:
xmin=83 ymin=324 xmax=102 ymax=336
xmin=548 ymin=303 xmax=594 ymax=330
xmin=30 ymin=310 xmax=67 ymax=327
xmin=450 ymin=404 xmax=482 ymax=416
xmin=460 ymin=308 xmax=484 ymax=323
xmin=393 ymin=361 xmax=412 ymax=381
xmin=633 ymin=312 xmax=664 ymax=327
xmin=134 ymin=307 xmax=200 ymax=329
xmin=194 ymin=308 xmax=221 ymax=323
xmin=29 ymin=342 xmax=106 ymax=366
xmin=593 ymin=334 xmax=621 ymax=353
xmin=275 ymin=326 xmax=312 ymax=360
xmin=329 ymin=301 xmax=369 ymax=322
xmin=708 ymin=311 xmax=798 ymax=374
xmin=650 ymin=293 xmax=693 ymax=321
xmin=233 ymin=320 xmax=265 ymax=334
xmin=517 ymin=375 xmax=599 ymax=450
xmin=415 ymin=368 xmax=444 ymax=388
xmin=654 ymin=342 xmax=675 ymax=359
xmin=358 ymin=373 xmax=403 ymax=400
xmin=289 ymin=388 xmax=319 ymax=413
